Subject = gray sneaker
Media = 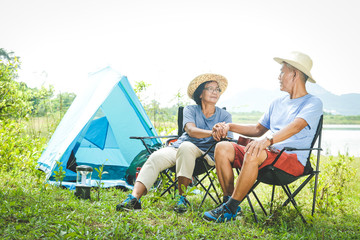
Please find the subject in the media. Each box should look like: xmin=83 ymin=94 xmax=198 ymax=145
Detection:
xmin=116 ymin=194 xmax=141 ymax=211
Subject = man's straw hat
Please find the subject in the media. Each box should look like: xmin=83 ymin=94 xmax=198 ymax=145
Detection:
xmin=187 ymin=73 xmax=228 ymax=99
xmin=274 ymin=51 xmax=316 ymax=83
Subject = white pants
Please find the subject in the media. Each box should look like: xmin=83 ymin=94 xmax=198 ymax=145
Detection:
xmin=136 ymin=141 xmax=214 ymax=192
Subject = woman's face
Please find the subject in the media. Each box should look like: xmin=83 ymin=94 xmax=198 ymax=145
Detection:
xmin=200 ymin=81 xmax=220 ymax=105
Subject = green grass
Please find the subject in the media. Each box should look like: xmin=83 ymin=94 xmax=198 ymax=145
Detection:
xmin=1 ymin=156 xmax=359 ymax=239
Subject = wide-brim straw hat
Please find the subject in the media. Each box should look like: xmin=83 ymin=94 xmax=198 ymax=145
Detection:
xmin=187 ymin=73 xmax=228 ymax=99
xmin=274 ymin=51 xmax=316 ymax=83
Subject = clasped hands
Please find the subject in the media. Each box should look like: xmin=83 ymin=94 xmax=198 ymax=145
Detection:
xmin=212 ymin=122 xmax=269 ymax=157
xmin=212 ymin=122 xmax=229 ymax=141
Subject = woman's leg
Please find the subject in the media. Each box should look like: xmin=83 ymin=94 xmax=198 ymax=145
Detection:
xmin=134 ymin=147 xmax=177 ymax=199
xmin=176 ymin=141 xmax=206 ymax=195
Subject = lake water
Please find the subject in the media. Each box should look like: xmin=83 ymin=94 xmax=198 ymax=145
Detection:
xmin=233 ymin=125 xmax=360 ymax=157
xmin=321 ymin=125 xmax=360 ymax=157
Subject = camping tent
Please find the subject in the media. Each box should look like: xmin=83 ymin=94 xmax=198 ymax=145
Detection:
xmin=37 ymin=66 xmax=161 ymax=189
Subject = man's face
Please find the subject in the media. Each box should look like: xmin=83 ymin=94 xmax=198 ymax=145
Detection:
xmin=278 ymin=64 xmax=295 ymax=92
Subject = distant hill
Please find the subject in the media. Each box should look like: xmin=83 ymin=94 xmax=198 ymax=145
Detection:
xmin=220 ymin=83 xmax=360 ymax=116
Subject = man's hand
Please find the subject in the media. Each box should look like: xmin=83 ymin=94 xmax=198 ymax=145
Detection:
xmin=244 ymin=138 xmax=269 ymax=157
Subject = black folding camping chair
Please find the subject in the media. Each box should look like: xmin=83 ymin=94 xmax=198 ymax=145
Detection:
xmin=130 ymin=106 xmax=223 ymax=208
xmin=244 ymin=115 xmax=323 ymax=223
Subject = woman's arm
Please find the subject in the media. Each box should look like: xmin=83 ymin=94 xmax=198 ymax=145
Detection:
xmin=184 ymin=122 xmax=213 ymax=139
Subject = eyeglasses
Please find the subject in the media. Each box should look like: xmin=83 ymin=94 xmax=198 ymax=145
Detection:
xmin=204 ymin=87 xmax=221 ymax=94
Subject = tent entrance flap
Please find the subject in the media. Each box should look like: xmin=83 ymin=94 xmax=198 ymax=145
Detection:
xmin=84 ymin=116 xmax=109 ymax=150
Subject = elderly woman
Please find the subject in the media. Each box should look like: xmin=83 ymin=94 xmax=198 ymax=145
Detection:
xmin=116 ymin=73 xmax=233 ymax=213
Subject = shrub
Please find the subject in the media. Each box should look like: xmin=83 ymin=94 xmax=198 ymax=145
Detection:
xmin=311 ymin=153 xmax=356 ymax=213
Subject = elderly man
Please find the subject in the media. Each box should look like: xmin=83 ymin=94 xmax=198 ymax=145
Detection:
xmin=203 ymin=51 xmax=323 ymax=223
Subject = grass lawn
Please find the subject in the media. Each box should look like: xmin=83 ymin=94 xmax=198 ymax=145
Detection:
xmin=1 ymin=155 xmax=359 ymax=239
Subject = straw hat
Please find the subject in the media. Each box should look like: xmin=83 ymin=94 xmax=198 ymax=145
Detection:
xmin=187 ymin=73 xmax=228 ymax=99
xmin=274 ymin=51 xmax=316 ymax=83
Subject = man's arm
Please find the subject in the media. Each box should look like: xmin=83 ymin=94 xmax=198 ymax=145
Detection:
xmin=245 ymin=117 xmax=308 ymax=157
xmin=227 ymin=122 xmax=268 ymax=137
xmin=270 ymin=118 xmax=308 ymax=145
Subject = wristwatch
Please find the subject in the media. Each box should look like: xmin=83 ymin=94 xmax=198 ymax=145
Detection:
xmin=266 ymin=134 xmax=274 ymax=146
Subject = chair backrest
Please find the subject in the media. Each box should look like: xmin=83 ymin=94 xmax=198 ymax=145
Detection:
xmin=304 ymin=115 xmax=323 ymax=174
xmin=310 ymin=115 xmax=324 ymax=152
xmin=177 ymin=106 xmax=185 ymax=136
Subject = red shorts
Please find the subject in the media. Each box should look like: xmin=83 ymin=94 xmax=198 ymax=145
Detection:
xmin=231 ymin=142 xmax=304 ymax=177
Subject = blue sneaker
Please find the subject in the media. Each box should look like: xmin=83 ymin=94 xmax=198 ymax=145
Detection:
xmin=174 ymin=195 xmax=190 ymax=213
xmin=203 ymin=203 xmax=241 ymax=223
xmin=116 ymin=194 xmax=141 ymax=211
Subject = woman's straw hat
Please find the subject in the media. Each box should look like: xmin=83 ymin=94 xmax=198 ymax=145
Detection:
xmin=187 ymin=73 xmax=228 ymax=99
xmin=274 ymin=51 xmax=316 ymax=83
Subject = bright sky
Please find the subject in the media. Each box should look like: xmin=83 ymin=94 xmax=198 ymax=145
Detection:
xmin=2 ymin=0 xmax=360 ymax=105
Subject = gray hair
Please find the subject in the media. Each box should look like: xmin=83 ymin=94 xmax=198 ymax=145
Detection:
xmin=286 ymin=63 xmax=308 ymax=83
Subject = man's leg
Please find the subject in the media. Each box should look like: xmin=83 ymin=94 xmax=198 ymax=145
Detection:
xmin=231 ymin=150 xmax=267 ymax=202
xmin=214 ymin=142 xmax=235 ymax=197
xmin=203 ymin=148 xmax=268 ymax=222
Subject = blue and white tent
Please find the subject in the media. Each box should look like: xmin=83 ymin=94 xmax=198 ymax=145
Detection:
xmin=37 ymin=67 xmax=161 ymax=189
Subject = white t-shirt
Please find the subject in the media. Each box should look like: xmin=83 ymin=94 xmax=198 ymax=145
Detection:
xmin=259 ymin=94 xmax=323 ymax=166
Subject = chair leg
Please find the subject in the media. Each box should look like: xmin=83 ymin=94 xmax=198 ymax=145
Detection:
xmin=206 ymin=170 xmax=221 ymax=204
xmin=195 ymin=175 xmax=220 ymax=206
xmin=159 ymin=170 xmax=178 ymax=198
xmin=312 ymin=171 xmax=320 ymax=216
xmin=251 ymin=190 xmax=268 ymax=216
xmin=199 ymin=180 xmax=217 ymax=208
xmin=271 ymin=171 xmax=307 ymax=223
xmin=282 ymin=174 xmax=314 ymax=207
xmin=159 ymin=180 xmax=177 ymax=197
xmin=246 ymin=195 xmax=258 ymax=223
xmin=270 ymin=185 xmax=275 ymax=214
xmin=280 ymin=184 xmax=307 ymax=224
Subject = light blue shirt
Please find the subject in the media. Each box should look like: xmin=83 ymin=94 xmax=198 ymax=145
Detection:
xmin=259 ymin=94 xmax=323 ymax=166
xmin=172 ymin=105 xmax=233 ymax=160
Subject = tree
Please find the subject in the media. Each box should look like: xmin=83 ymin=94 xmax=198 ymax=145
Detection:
xmin=0 ymin=48 xmax=15 ymax=61
xmin=0 ymin=50 xmax=32 ymax=120
xmin=0 ymin=49 xmax=46 ymax=171
xmin=134 ymin=80 xmax=150 ymax=103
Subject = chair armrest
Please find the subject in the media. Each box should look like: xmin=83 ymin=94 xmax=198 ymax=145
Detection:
xmin=130 ymin=135 xmax=179 ymax=154
xmin=130 ymin=135 xmax=178 ymax=140
xmin=283 ymin=147 xmax=323 ymax=151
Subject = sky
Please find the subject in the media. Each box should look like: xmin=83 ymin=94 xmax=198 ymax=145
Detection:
xmin=1 ymin=0 xmax=360 ymax=106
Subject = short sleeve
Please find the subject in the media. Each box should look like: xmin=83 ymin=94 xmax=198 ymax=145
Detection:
xmin=182 ymin=106 xmax=196 ymax=130
xmin=259 ymin=100 xmax=275 ymax=130
xmin=297 ymin=97 xmax=323 ymax=129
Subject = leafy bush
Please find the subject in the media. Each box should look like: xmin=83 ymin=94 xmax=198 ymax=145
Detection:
xmin=0 ymin=119 xmax=46 ymax=173
xmin=0 ymin=51 xmax=48 ymax=173
xmin=311 ymin=153 xmax=356 ymax=213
